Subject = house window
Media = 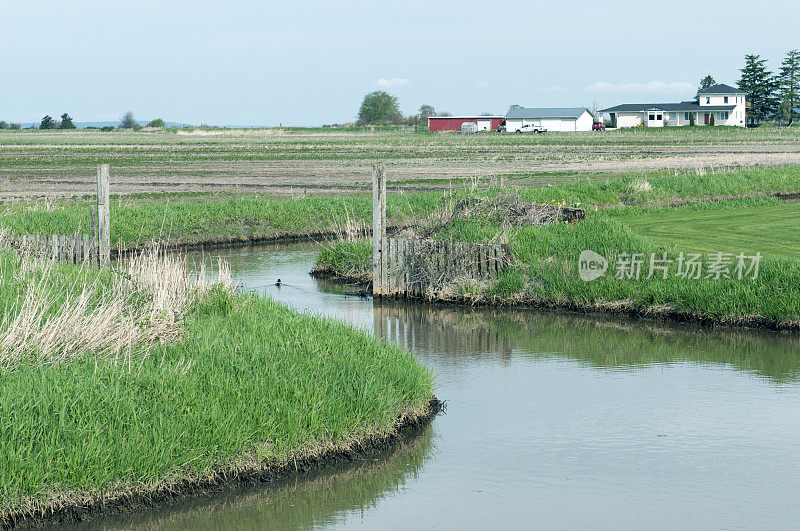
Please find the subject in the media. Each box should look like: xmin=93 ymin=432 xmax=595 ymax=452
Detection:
xmin=649 ymin=114 xmax=655 ymax=121
xmin=684 ymin=112 xmax=690 ymax=121
xmin=718 ymin=111 xmax=729 ymax=120
xmin=657 ymin=114 xmax=663 ymax=121
xmin=724 ymin=96 xmax=729 ymax=104
xmin=706 ymin=97 xmax=711 ymax=104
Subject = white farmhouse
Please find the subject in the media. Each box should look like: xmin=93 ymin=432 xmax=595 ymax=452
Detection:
xmin=601 ymin=84 xmax=747 ymax=128
xmin=504 ymin=107 xmax=595 ymax=132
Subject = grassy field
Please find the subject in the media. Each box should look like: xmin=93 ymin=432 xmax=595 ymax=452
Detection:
xmin=3 ymin=165 xmax=800 ymax=249
xmin=610 ymin=199 xmax=800 ymax=260
xmin=0 ymin=243 xmax=434 ymax=523
xmin=315 ymin=194 xmax=800 ymax=328
xmin=3 ymin=126 xmax=800 ymax=199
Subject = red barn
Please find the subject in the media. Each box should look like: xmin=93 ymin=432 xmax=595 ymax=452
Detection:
xmin=428 ymin=116 xmax=505 ymax=132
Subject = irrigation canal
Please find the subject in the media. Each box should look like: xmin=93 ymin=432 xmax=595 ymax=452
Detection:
xmin=74 ymin=242 xmax=800 ymax=530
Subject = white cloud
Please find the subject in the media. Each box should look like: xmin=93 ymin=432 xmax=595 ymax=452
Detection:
xmin=475 ymin=80 xmax=489 ymax=88
xmin=375 ymin=77 xmax=410 ymax=88
xmin=539 ymin=85 xmax=573 ymax=93
xmin=587 ymin=80 xmax=695 ymax=94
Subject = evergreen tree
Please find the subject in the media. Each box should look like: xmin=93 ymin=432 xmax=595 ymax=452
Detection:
xmin=738 ymin=54 xmax=776 ymax=125
xmin=39 ymin=115 xmax=55 ymax=129
xmin=697 ymin=75 xmax=716 ymax=97
xmin=689 ymin=113 xmax=695 ymax=126
xmin=775 ymin=49 xmax=800 ymax=125
xmin=59 ymin=113 xmax=76 ymax=129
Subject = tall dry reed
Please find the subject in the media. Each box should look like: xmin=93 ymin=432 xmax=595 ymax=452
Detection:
xmin=0 ymin=233 xmax=233 ymax=371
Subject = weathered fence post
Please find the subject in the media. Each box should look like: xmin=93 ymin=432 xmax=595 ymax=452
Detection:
xmin=96 ymin=164 xmax=110 ymax=267
xmin=372 ymin=162 xmax=387 ymax=296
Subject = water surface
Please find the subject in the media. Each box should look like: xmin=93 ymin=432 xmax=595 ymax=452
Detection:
xmin=78 ymin=243 xmax=800 ymax=530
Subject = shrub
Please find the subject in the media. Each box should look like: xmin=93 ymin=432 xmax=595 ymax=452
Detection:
xmin=146 ymin=118 xmax=165 ymax=128
xmin=100 ymin=126 xmax=115 ymax=132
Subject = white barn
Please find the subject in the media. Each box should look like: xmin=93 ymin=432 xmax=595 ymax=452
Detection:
xmin=504 ymin=107 xmax=595 ymax=132
xmin=601 ymin=84 xmax=747 ymax=128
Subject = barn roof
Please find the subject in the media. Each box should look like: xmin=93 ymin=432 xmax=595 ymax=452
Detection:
xmin=505 ymin=107 xmax=590 ymax=119
xmin=697 ymin=83 xmax=745 ymax=95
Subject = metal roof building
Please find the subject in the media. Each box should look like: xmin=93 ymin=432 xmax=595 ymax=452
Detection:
xmin=504 ymin=107 xmax=595 ymax=132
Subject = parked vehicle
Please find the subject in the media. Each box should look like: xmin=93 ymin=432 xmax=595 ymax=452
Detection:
xmin=515 ymin=124 xmax=547 ymax=134
xmin=496 ymin=124 xmax=507 ymax=133
xmin=592 ymin=122 xmax=606 ymax=131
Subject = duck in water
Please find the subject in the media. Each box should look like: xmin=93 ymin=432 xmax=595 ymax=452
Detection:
xmin=275 ymin=278 xmax=282 ymax=287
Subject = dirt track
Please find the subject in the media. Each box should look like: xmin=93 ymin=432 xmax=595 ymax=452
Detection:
xmin=3 ymin=128 xmax=800 ymax=199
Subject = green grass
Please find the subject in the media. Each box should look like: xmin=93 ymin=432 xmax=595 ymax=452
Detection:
xmin=318 ymin=196 xmax=800 ymax=325
xmin=609 ymin=198 xmax=800 ymax=260
xmin=314 ymin=239 xmax=373 ymax=279
xmin=0 ymin=251 xmax=434 ymax=518
xmin=505 ymin=212 xmax=800 ymax=323
xmin=0 ymin=193 xmax=443 ymax=248
xmin=4 ymin=165 xmax=800 ymax=249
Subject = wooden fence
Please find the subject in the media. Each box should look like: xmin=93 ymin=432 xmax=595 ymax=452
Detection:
xmin=371 ymin=162 xmax=510 ymax=299
xmin=374 ymin=237 xmax=510 ymax=298
xmin=10 ymin=233 xmax=100 ymax=264
xmin=6 ymin=164 xmax=111 ymax=267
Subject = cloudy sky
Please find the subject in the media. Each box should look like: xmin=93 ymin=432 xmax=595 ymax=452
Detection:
xmin=2 ymin=0 xmax=797 ymax=126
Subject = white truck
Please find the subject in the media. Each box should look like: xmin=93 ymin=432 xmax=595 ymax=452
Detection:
xmin=515 ymin=123 xmax=547 ymax=134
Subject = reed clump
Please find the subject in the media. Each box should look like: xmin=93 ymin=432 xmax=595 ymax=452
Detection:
xmin=0 ymin=231 xmax=233 ymax=370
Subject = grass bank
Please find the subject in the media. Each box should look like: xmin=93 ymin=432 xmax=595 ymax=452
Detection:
xmin=0 ymin=241 xmax=435 ymax=526
xmin=316 ymin=196 xmax=800 ymax=330
xmin=3 ymin=164 xmax=800 ymax=250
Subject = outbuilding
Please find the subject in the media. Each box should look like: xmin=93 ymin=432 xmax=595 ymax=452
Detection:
xmin=504 ymin=107 xmax=595 ymax=132
xmin=428 ymin=116 xmax=504 ymax=132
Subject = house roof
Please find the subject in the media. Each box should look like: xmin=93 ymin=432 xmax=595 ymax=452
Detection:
xmin=601 ymin=101 xmax=736 ymax=113
xmin=505 ymin=107 xmax=590 ymax=119
xmin=697 ymin=83 xmax=745 ymax=95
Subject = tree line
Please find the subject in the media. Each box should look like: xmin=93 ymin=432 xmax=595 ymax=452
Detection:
xmin=0 ymin=112 xmax=167 ymax=131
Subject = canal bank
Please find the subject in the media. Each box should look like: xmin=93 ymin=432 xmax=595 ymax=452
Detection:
xmin=76 ymin=241 xmax=800 ymax=531
xmin=0 ymin=242 xmax=436 ymax=528
xmin=313 ymin=196 xmax=800 ymax=332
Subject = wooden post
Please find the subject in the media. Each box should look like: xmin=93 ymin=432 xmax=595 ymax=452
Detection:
xmin=372 ymin=162 xmax=387 ymax=296
xmin=96 ymin=165 xmax=110 ymax=267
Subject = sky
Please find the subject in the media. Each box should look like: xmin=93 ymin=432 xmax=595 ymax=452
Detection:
xmin=2 ymin=0 xmax=798 ymax=126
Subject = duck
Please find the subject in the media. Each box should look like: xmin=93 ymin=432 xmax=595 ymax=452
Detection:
xmin=275 ymin=278 xmax=282 ymax=287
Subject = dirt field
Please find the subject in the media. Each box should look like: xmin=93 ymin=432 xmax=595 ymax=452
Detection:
xmin=3 ymin=127 xmax=800 ymax=199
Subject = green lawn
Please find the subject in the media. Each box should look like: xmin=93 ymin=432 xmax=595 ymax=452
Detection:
xmin=613 ymin=200 xmax=800 ymax=260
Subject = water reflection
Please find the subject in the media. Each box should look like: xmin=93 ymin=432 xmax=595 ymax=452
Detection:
xmin=373 ymin=301 xmax=800 ymax=384
xmin=68 ymin=425 xmax=434 ymax=531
